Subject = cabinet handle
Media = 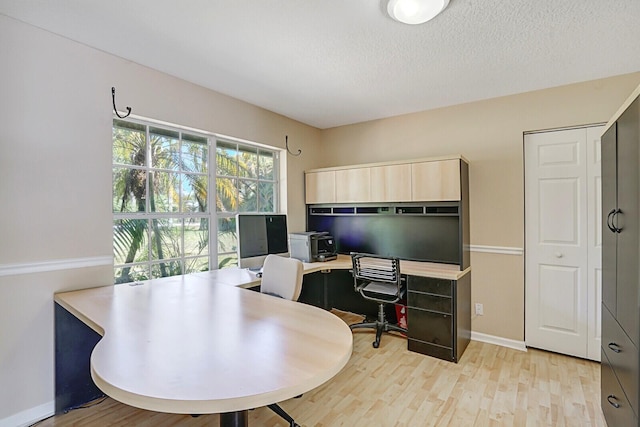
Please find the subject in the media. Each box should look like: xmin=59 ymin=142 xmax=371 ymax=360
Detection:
xmin=613 ymin=209 xmax=623 ymax=233
xmin=607 ymin=209 xmax=616 ymax=232
xmin=607 ymin=395 xmax=621 ymax=409
xmin=608 ymin=342 xmax=622 ymax=353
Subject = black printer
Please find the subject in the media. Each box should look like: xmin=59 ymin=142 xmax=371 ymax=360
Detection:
xmin=289 ymin=231 xmax=337 ymax=262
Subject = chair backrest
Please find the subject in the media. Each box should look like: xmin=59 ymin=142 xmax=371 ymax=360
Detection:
xmin=351 ymin=253 xmax=402 ymax=288
xmin=260 ymin=254 xmax=304 ymax=301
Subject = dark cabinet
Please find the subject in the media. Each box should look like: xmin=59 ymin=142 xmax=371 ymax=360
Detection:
xmin=614 ymin=98 xmax=640 ymax=345
xmin=406 ymin=273 xmax=470 ymax=362
xmin=601 ymin=95 xmax=640 ymax=426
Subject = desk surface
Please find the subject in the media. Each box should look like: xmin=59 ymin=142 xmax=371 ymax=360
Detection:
xmin=192 ymin=254 xmax=470 ymax=289
xmin=55 ymin=274 xmax=353 ymax=415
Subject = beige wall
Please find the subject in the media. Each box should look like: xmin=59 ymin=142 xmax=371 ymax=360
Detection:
xmin=0 ymin=15 xmax=319 ymax=424
xmin=319 ymin=73 xmax=640 ymax=342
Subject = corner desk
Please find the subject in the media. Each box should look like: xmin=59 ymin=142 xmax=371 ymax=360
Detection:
xmin=54 ymin=255 xmax=470 ymax=426
xmin=55 ymin=272 xmax=353 ymax=427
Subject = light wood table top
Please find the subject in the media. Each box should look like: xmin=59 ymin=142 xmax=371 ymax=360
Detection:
xmin=54 ymin=274 xmax=353 ymax=416
xmin=302 ymin=254 xmax=469 ymax=280
xmin=191 ymin=254 xmax=469 ymax=290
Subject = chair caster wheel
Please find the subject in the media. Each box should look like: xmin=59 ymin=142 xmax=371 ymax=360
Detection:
xmin=373 ymin=341 xmax=379 ymax=348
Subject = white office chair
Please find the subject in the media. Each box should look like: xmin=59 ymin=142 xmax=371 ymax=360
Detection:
xmin=259 ymin=254 xmax=304 ymax=427
xmin=260 ymin=254 xmax=303 ymax=301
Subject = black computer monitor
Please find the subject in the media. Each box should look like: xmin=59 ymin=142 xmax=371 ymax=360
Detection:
xmin=236 ymin=213 xmax=289 ymax=269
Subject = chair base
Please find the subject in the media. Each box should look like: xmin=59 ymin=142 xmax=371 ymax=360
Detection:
xmin=349 ymin=303 xmax=407 ymax=348
xmin=267 ymin=403 xmax=300 ymax=427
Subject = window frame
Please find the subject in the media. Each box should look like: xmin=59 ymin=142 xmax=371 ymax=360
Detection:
xmin=112 ymin=116 xmax=281 ymax=284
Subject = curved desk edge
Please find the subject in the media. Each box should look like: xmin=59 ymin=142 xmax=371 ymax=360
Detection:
xmin=56 ymin=278 xmax=354 ymax=416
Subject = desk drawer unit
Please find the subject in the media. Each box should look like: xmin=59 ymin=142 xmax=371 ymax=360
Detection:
xmin=406 ymin=275 xmax=470 ymax=363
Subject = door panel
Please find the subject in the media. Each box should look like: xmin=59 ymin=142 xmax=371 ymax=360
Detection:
xmin=538 ymin=265 xmax=581 ymax=335
xmin=538 ymin=178 xmax=580 ymax=245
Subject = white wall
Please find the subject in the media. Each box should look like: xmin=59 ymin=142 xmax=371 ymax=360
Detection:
xmin=0 ymin=15 xmax=320 ymax=426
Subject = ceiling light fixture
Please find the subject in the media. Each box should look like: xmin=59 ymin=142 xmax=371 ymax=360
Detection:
xmin=387 ymin=0 xmax=449 ymax=25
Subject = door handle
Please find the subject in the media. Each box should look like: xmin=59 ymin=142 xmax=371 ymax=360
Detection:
xmin=607 ymin=394 xmax=621 ymax=409
xmin=608 ymin=342 xmax=622 ymax=353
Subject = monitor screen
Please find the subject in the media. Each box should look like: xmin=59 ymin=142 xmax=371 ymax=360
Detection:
xmin=265 ymin=214 xmax=288 ymax=254
xmin=236 ymin=213 xmax=288 ymax=268
xmin=307 ymin=214 xmax=459 ymax=264
xmin=237 ymin=214 xmax=268 ymax=258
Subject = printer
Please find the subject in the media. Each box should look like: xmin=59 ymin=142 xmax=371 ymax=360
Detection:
xmin=289 ymin=231 xmax=337 ymax=263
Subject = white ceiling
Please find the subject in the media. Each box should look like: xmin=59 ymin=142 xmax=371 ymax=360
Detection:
xmin=2 ymin=1 xmax=640 ymax=129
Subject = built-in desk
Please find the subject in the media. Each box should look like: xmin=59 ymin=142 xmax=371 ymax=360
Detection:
xmin=55 ymin=255 xmax=470 ymax=424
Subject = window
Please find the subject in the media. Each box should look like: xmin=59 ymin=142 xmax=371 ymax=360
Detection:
xmin=215 ymin=140 xmax=279 ymax=269
xmin=112 ymin=119 xmax=210 ymax=283
xmin=112 ymin=118 xmax=280 ymax=284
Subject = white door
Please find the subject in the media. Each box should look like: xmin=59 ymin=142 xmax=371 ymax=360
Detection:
xmin=525 ymin=125 xmax=603 ymax=361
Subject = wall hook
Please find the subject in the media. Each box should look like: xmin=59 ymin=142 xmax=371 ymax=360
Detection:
xmin=112 ymin=87 xmax=132 ymax=119
xmin=285 ymin=135 xmax=301 ymax=156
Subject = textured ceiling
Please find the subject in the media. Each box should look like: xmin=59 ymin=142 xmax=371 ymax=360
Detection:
xmin=1 ymin=0 xmax=640 ymax=129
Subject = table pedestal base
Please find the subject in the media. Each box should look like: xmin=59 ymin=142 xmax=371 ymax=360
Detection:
xmin=220 ymin=410 xmax=248 ymax=427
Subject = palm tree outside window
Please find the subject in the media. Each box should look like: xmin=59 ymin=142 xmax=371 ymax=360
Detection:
xmin=112 ymin=118 xmax=279 ymax=284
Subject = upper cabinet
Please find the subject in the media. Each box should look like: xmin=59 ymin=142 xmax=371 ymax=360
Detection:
xmin=335 ymin=167 xmax=371 ymax=203
xmin=305 ymin=156 xmax=467 ymax=204
xmin=370 ymin=164 xmax=412 ymax=202
xmin=411 ymin=159 xmax=461 ymax=201
xmin=305 ymin=170 xmax=336 ymax=204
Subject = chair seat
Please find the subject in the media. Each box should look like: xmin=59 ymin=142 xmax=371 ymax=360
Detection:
xmin=362 ymin=281 xmax=399 ymax=296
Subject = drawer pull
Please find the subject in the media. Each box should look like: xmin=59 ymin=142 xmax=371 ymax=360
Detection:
xmin=608 ymin=342 xmax=622 ymax=353
xmin=607 ymin=394 xmax=621 ymax=409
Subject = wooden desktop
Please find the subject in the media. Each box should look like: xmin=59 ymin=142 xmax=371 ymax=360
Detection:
xmin=55 ymin=271 xmax=353 ymax=427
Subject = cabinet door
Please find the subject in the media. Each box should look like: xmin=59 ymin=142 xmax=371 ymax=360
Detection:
xmin=601 ymin=123 xmax=618 ymax=315
xmin=305 ymin=171 xmax=336 ymax=204
xmin=601 ymin=354 xmax=638 ymax=427
xmin=615 ymin=97 xmax=640 ymax=346
xmin=335 ymin=167 xmax=370 ymax=202
xmin=411 ymin=159 xmax=461 ymax=201
xmin=370 ymin=164 xmax=412 ymax=202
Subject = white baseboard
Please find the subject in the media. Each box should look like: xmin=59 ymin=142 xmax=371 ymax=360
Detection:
xmin=471 ymin=331 xmax=527 ymax=352
xmin=0 ymin=400 xmax=54 ymax=427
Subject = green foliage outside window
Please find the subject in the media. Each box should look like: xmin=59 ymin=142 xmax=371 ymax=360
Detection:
xmin=112 ymin=119 xmax=278 ymax=283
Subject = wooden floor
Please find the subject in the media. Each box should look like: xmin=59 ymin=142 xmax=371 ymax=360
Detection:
xmin=37 ymin=310 xmax=606 ymax=427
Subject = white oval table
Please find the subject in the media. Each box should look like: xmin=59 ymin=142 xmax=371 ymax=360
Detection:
xmin=55 ymin=273 xmax=353 ymax=427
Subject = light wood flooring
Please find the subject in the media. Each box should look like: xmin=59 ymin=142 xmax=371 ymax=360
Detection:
xmin=36 ymin=310 xmax=606 ymax=426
